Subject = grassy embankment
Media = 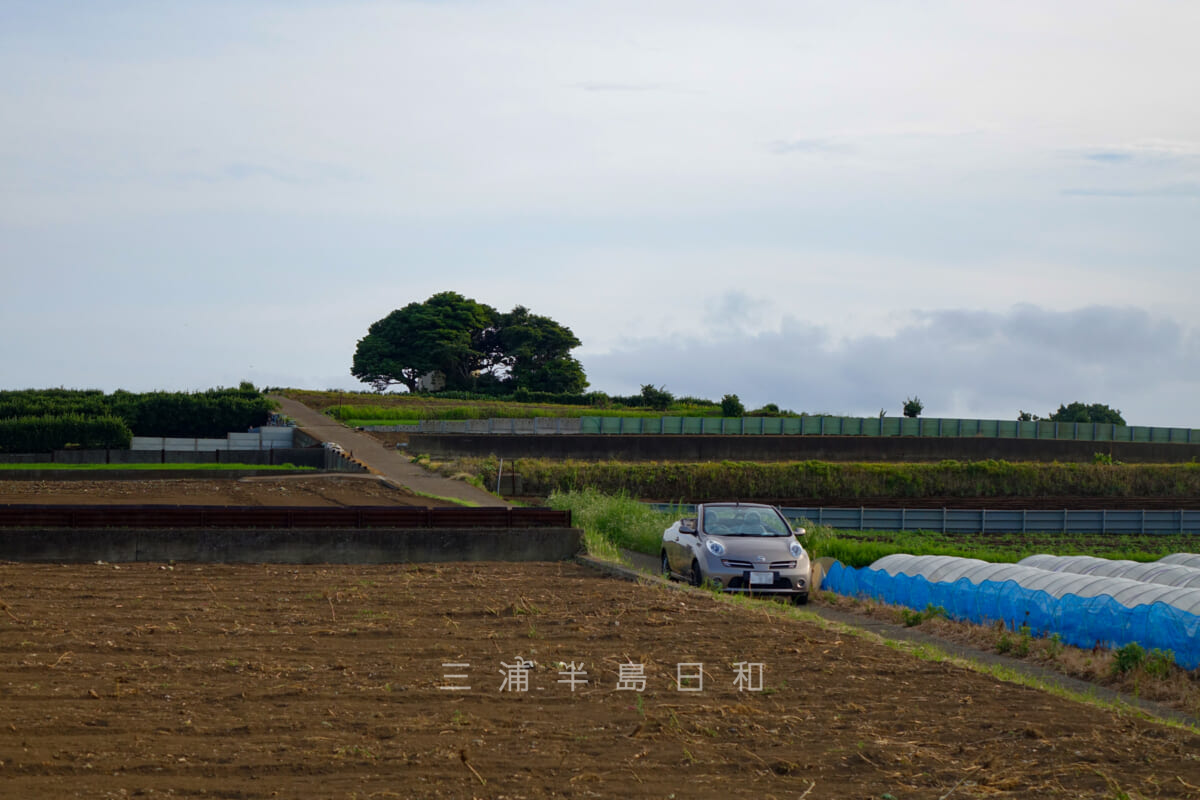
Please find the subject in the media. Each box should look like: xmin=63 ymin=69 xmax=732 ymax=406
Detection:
xmin=440 ymin=456 xmax=1200 ymax=501
xmin=547 ymin=489 xmax=1199 ymax=568
xmin=278 ymin=388 xmax=725 ymax=429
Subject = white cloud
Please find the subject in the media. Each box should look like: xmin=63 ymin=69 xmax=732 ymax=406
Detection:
xmin=583 ymin=305 xmax=1200 ymax=427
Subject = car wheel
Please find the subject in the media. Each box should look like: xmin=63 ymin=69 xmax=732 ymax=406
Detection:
xmin=661 ymin=551 xmax=674 ymax=581
xmin=689 ymin=559 xmax=704 ymax=587
xmin=792 ymin=593 xmax=809 ymax=606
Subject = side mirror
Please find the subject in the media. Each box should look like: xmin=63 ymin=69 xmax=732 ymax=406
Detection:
xmin=793 ymin=526 xmax=806 ymax=536
xmin=679 ymin=519 xmax=697 ymax=535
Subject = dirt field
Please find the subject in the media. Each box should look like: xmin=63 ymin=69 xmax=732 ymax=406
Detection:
xmin=2 ymin=561 xmax=1199 ymax=799
xmin=0 ymin=476 xmax=456 ymax=507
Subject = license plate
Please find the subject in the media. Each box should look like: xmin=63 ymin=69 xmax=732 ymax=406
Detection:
xmin=749 ymin=572 xmax=774 ymax=586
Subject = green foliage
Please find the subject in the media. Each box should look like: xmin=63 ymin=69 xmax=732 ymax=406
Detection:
xmin=903 ymin=396 xmax=924 ymax=418
xmin=1143 ymin=648 xmax=1175 ymax=678
xmin=350 ymin=292 xmax=587 ymax=394
xmin=545 ymin=488 xmax=674 ymax=556
xmin=639 ymin=384 xmax=674 ymax=411
xmin=720 ymin=394 xmax=745 ymax=417
xmin=452 ymin=458 xmax=1200 ymax=504
xmin=899 ymin=604 xmax=946 ymax=627
xmin=0 ymin=387 xmax=272 ymax=438
xmin=1111 ymin=642 xmax=1146 ymax=675
xmin=489 ymin=305 xmax=588 ymax=394
xmin=1048 ymin=402 xmax=1126 ymax=425
xmin=0 ymin=414 xmax=132 ymax=452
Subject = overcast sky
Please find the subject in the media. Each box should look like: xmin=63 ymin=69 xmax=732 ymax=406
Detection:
xmin=2 ymin=1 xmax=1198 ymax=425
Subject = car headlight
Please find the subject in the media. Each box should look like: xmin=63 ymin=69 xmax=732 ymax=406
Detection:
xmin=706 ymin=539 xmax=726 ymax=557
xmin=790 ymin=541 xmax=805 ymax=558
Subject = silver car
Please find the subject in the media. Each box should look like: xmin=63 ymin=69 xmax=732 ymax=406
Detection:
xmin=661 ymin=502 xmax=811 ymax=604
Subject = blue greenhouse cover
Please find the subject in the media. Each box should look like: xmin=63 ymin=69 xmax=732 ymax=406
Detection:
xmin=822 ymin=561 xmax=1200 ymax=669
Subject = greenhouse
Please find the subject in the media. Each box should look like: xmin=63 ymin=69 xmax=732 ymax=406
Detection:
xmin=822 ymin=553 xmax=1200 ymax=668
xmin=1160 ymin=553 xmax=1200 ymax=570
xmin=1018 ymin=554 xmax=1200 ymax=590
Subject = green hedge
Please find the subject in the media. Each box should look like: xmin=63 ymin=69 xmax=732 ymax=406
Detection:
xmin=0 ymin=389 xmax=272 ymax=438
xmin=0 ymin=415 xmax=133 ymax=452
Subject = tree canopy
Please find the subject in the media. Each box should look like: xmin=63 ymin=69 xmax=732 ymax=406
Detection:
xmin=351 ymin=292 xmax=587 ymax=394
xmin=1046 ymin=402 xmax=1126 ymax=425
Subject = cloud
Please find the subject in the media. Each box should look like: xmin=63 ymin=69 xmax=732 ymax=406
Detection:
xmin=581 ymin=305 xmax=1200 ymax=426
xmin=573 ymin=82 xmax=662 ymax=92
xmin=767 ymin=138 xmax=851 ymax=155
xmin=1063 ymin=183 xmax=1200 ymax=199
xmin=1084 ymin=152 xmax=1134 ymax=164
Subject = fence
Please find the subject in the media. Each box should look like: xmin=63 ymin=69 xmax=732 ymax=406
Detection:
xmin=393 ymin=416 xmax=1199 ymax=444
xmin=647 ymin=504 xmax=1200 ymax=535
xmin=130 ymin=426 xmax=295 ymax=451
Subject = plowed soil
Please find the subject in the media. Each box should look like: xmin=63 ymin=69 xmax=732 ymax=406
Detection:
xmin=2 ymin=561 xmax=1198 ymax=799
xmin=0 ymin=476 xmax=456 ymax=507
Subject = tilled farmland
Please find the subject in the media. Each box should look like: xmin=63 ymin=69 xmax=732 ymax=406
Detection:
xmin=1 ymin=561 xmax=1198 ymax=799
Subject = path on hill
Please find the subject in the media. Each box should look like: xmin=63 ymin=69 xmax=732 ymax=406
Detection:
xmin=269 ymin=395 xmax=506 ymax=507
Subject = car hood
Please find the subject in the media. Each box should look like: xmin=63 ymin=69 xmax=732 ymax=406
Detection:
xmin=710 ymin=535 xmax=805 ymax=560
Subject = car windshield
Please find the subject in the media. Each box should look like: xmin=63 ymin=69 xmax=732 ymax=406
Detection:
xmin=702 ymin=507 xmax=791 ymax=537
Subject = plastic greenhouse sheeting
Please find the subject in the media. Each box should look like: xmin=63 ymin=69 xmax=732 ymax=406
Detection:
xmin=1018 ymin=554 xmax=1200 ymax=589
xmin=821 ymin=554 xmax=1200 ymax=669
xmin=1160 ymin=553 xmax=1200 ymax=570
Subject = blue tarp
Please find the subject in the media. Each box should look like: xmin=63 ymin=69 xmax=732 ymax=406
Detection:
xmin=822 ymin=562 xmax=1200 ymax=669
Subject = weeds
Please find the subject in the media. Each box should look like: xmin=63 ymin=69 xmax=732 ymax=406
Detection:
xmin=1112 ymin=643 xmax=1147 ymax=675
xmin=898 ymin=604 xmax=947 ymax=627
xmin=546 ymin=488 xmax=676 ymax=557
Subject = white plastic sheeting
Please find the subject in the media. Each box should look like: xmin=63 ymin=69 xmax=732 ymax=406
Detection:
xmin=1018 ymin=554 xmax=1200 ymax=590
xmin=1160 ymin=553 xmax=1200 ymax=570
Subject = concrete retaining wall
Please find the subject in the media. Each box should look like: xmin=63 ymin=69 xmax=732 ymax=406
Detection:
xmin=0 ymin=527 xmax=583 ymax=563
xmin=401 ymin=434 xmax=1200 ymax=463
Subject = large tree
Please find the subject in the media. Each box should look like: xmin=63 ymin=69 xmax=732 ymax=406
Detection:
xmin=351 ymin=293 xmax=587 ymax=394
xmin=486 ymin=306 xmax=587 ymax=394
xmin=1046 ymin=402 xmax=1126 ymax=425
xmin=351 ymin=292 xmax=495 ymax=392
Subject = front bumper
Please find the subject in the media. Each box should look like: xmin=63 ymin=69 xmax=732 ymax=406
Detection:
xmin=708 ymin=570 xmax=808 ymax=594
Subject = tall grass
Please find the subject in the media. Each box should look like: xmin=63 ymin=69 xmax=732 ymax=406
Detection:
xmin=546 ymin=489 xmax=677 ymax=558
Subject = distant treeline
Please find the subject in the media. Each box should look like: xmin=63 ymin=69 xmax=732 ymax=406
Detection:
xmin=450 ymin=458 xmax=1200 ymax=501
xmin=0 ymin=387 xmax=273 ymax=443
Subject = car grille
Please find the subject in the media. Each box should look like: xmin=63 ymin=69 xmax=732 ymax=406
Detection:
xmin=721 ymin=559 xmax=797 ymax=570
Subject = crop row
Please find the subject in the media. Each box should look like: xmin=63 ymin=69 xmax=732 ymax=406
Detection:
xmin=447 ymin=457 xmax=1200 ymax=500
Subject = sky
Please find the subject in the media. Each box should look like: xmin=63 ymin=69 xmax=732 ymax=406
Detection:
xmin=2 ymin=1 xmax=1198 ymax=425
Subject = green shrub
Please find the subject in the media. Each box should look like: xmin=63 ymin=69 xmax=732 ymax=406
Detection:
xmin=1111 ymin=642 xmax=1146 ymax=675
xmin=1143 ymin=648 xmax=1175 ymax=678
